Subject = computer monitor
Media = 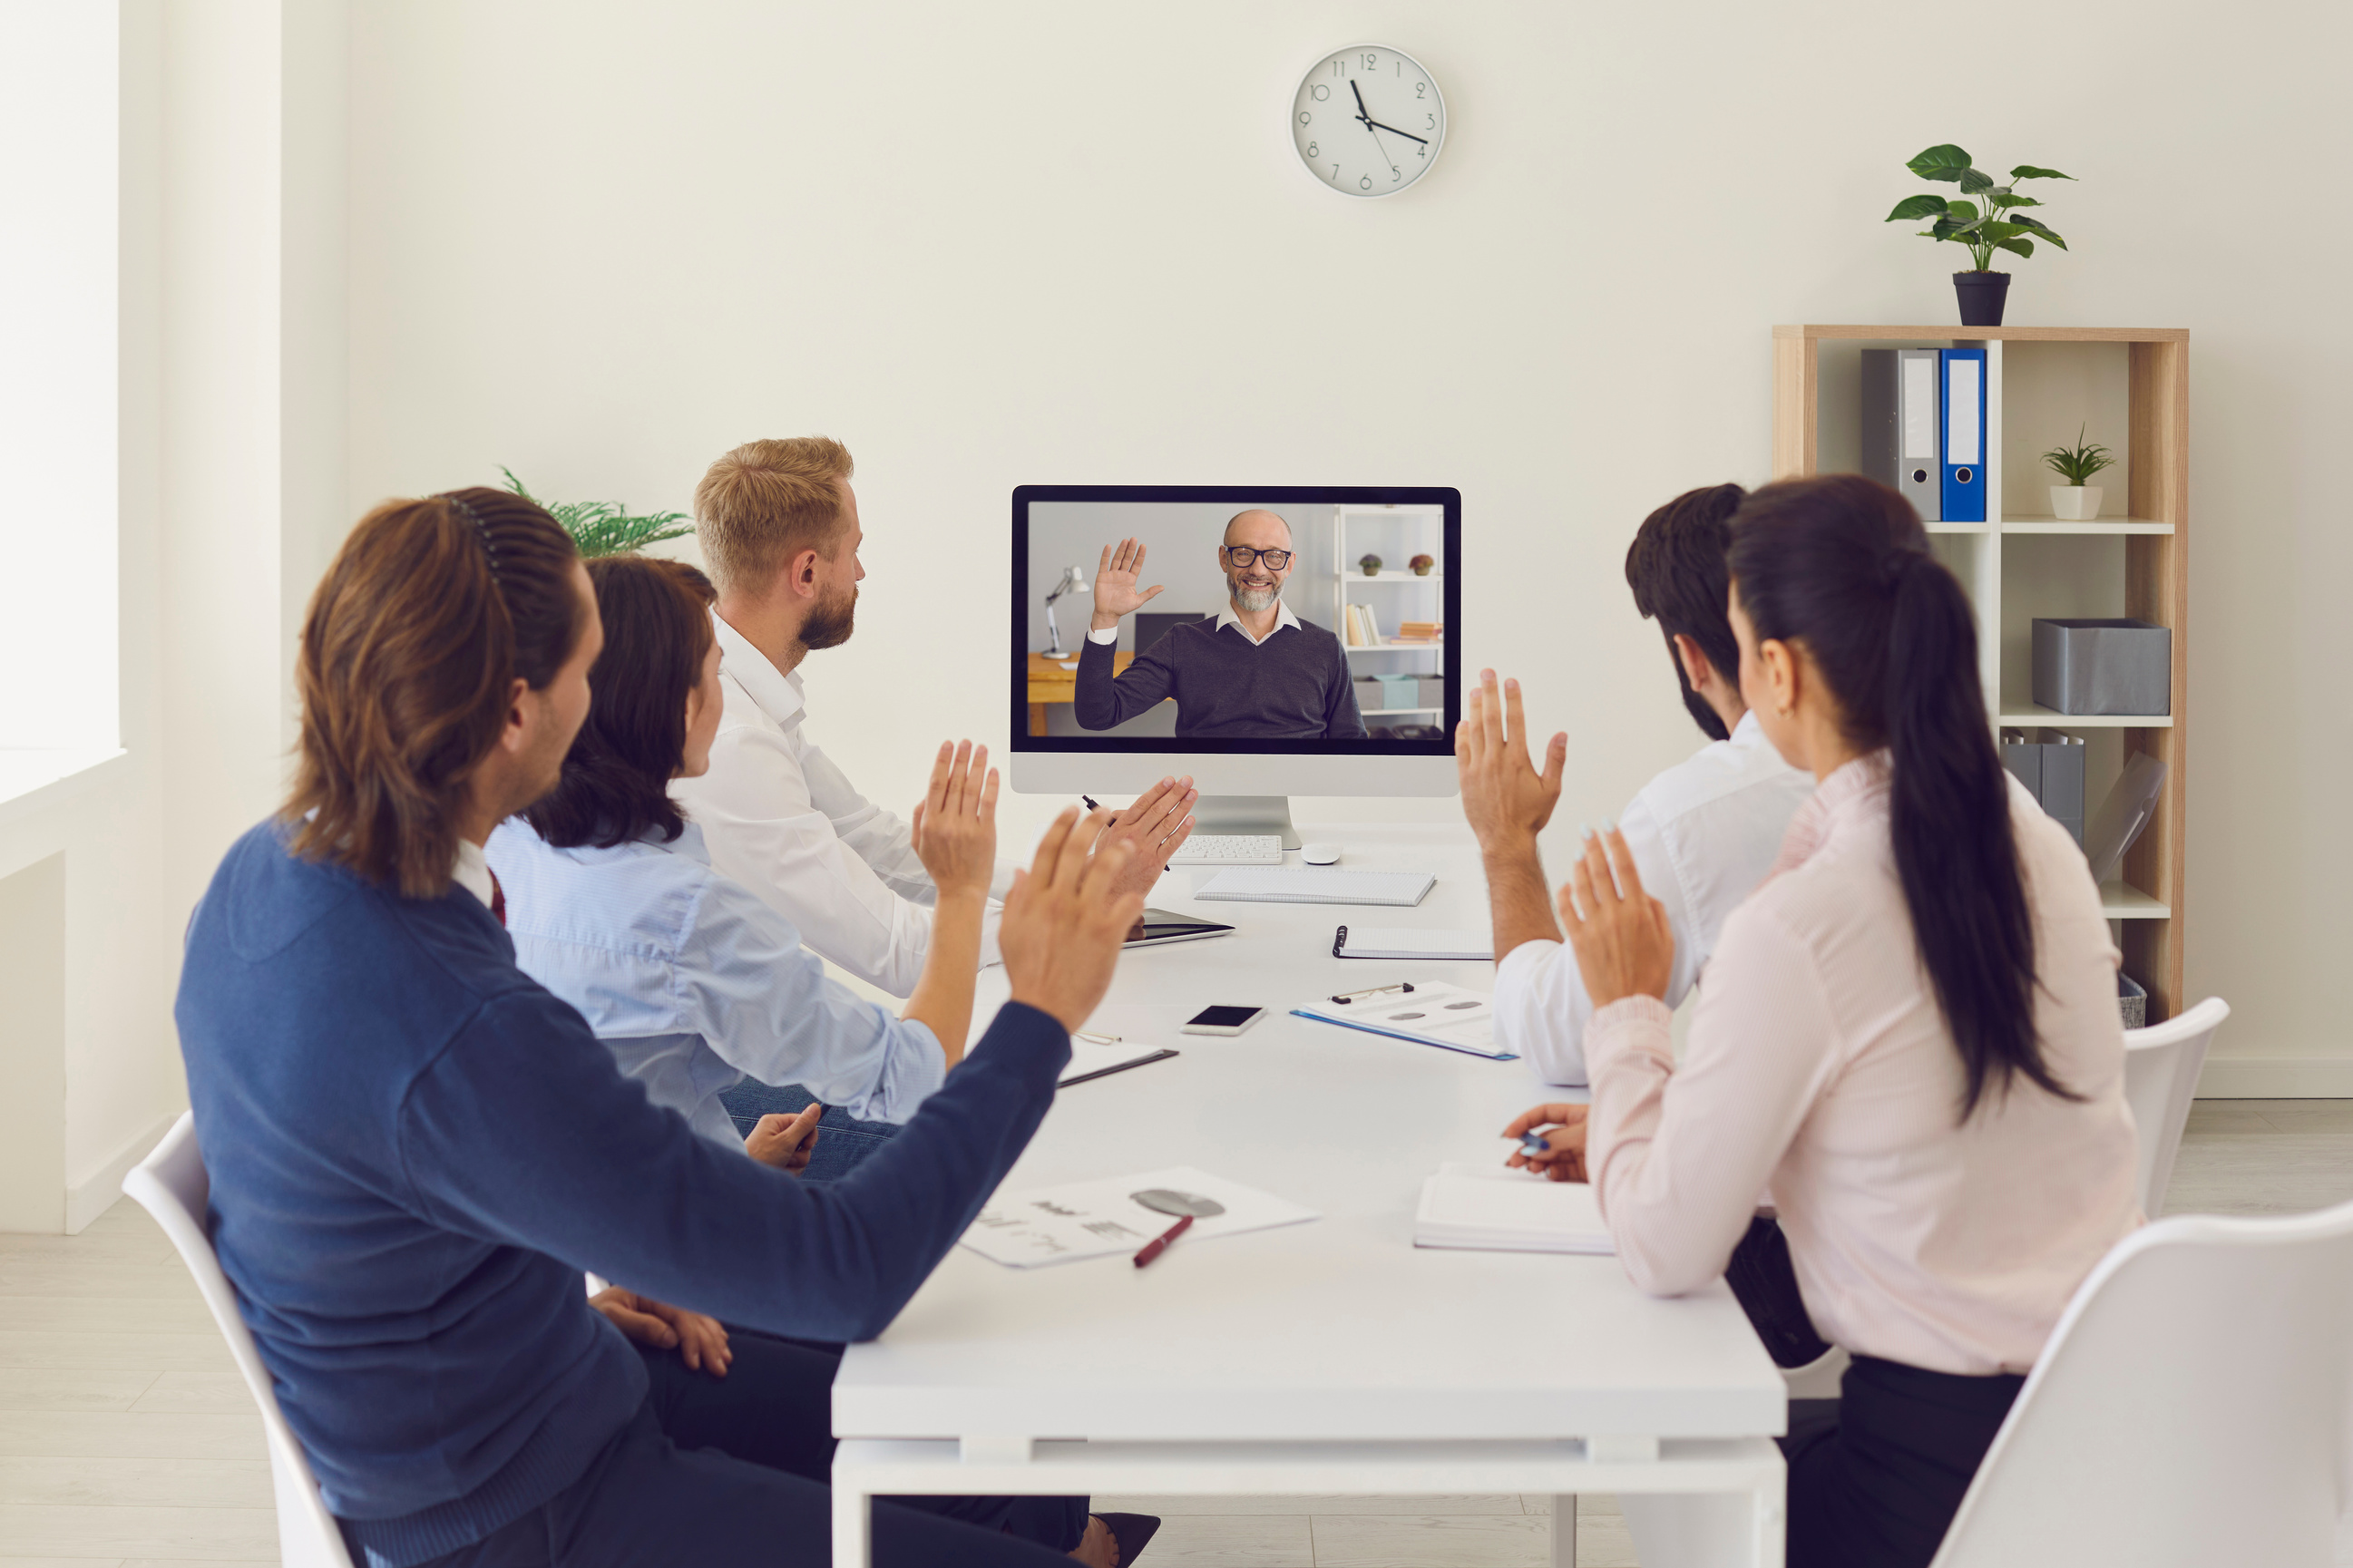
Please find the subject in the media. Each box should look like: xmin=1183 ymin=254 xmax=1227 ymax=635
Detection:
xmin=1011 ymin=484 xmax=1461 ymax=843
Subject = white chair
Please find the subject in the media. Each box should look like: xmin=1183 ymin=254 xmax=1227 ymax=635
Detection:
xmin=122 ymin=1112 xmax=357 ymax=1568
xmin=1929 ymin=1193 xmax=2353 ymax=1566
xmin=2123 ymin=996 xmax=2230 ymax=1217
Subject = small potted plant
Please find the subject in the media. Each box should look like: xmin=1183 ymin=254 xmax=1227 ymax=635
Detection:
xmin=1358 ymin=553 xmax=1383 ymax=576
xmin=1885 ymin=145 xmax=2072 ymax=326
xmin=2040 ymin=426 xmax=2116 ymax=521
xmin=1410 ymin=553 xmax=1435 ymax=577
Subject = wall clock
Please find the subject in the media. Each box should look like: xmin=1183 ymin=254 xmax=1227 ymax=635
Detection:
xmin=1292 ymin=44 xmax=1446 ymax=199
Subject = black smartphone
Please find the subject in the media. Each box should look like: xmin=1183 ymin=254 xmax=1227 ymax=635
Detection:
xmin=1180 ymin=1005 xmax=1267 ymax=1037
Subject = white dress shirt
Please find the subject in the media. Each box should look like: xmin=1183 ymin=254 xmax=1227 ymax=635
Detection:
xmin=1087 ymin=599 xmax=1301 ymax=649
xmin=669 ymin=613 xmax=1015 ymax=998
xmin=1494 ymin=710 xmax=1813 ymax=1086
xmin=1583 ymin=755 xmax=2141 ymax=1376
xmin=486 ymin=818 xmax=945 ymax=1145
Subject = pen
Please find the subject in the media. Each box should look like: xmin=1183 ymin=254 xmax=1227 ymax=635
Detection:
xmin=1133 ymin=1213 xmax=1193 ymax=1268
xmin=1075 ymin=1031 xmax=1122 ymax=1045
xmin=1329 ymin=981 xmax=1417 ymax=1006
xmin=1520 ymin=1131 xmax=1551 ymax=1156
xmin=1082 ymin=795 xmax=1100 ymax=811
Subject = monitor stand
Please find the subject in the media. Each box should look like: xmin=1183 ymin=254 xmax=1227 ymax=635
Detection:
xmin=1190 ymin=794 xmax=1301 ymax=851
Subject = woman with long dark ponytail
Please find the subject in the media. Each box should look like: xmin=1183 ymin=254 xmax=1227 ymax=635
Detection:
xmin=1495 ymin=474 xmax=2139 ymax=1568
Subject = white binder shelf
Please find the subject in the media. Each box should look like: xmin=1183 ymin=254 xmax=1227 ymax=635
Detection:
xmin=1773 ymin=323 xmax=2190 ymax=1023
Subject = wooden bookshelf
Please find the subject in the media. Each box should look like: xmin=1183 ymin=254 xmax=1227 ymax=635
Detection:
xmin=1772 ymin=324 xmax=2190 ymax=1023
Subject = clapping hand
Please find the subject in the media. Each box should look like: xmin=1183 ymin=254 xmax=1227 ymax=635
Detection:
xmin=1000 ymin=808 xmax=1146 ymax=1034
xmin=910 ymin=741 xmax=998 ymax=901
xmin=1456 ymin=669 xmax=1567 ymax=855
xmin=1098 ymin=774 xmax=1198 ymax=896
xmin=1090 ymin=538 xmax=1165 ymax=628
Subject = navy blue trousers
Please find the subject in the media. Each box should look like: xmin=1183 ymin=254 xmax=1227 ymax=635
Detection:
xmin=371 ymin=1330 xmax=1082 ymax=1568
xmin=1731 ymin=1220 xmax=2022 ymax=1568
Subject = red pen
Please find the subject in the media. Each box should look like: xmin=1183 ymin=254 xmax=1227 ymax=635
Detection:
xmin=1132 ymin=1213 xmax=1193 ymax=1268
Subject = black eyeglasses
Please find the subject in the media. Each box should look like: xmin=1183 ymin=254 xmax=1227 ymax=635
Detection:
xmin=1223 ymin=547 xmax=1294 ymax=570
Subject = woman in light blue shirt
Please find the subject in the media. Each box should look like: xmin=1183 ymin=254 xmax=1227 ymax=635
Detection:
xmin=488 ymin=556 xmax=1001 ymax=1168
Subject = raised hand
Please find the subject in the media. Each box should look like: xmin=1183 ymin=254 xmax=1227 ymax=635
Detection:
xmin=910 ymin=741 xmax=999 ymax=901
xmin=1000 ymin=807 xmax=1146 ymax=1034
xmin=1098 ymin=774 xmax=1198 ymax=896
xmin=1557 ymin=823 xmax=1674 ymax=1009
xmin=1457 ymin=669 xmax=1567 ymax=853
xmin=1090 ymin=537 xmax=1165 ymax=628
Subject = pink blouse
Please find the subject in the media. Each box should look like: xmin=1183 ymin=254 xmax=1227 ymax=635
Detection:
xmin=1583 ymin=753 xmax=2141 ymax=1377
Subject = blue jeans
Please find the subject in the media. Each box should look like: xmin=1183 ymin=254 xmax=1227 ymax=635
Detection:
xmin=718 ymin=1081 xmax=895 ymax=1183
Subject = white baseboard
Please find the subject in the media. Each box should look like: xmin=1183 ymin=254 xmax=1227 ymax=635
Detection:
xmin=2196 ymin=1057 xmax=2353 ymax=1100
xmin=65 ymin=1109 xmax=182 ymax=1234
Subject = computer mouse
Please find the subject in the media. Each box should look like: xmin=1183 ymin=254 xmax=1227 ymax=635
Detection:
xmin=1300 ymin=843 xmax=1341 ymax=866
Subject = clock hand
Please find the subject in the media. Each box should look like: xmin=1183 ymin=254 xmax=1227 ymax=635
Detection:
xmin=1363 ymin=118 xmax=1430 ymax=146
xmin=1348 ymin=79 xmax=1379 ymax=137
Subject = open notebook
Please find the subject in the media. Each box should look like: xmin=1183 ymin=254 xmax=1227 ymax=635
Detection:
xmin=1413 ymin=1162 xmax=1615 ymax=1255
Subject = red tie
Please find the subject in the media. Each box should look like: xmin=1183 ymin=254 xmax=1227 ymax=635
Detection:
xmin=489 ymin=870 xmax=507 ymax=928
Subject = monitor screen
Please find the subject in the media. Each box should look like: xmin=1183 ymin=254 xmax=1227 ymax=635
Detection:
xmin=1012 ymin=486 xmax=1460 ymax=780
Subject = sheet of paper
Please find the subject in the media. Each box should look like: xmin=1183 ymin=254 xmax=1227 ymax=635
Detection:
xmin=959 ymin=1165 xmax=1319 ymax=1269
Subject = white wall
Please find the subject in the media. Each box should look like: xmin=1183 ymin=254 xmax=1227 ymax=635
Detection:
xmin=0 ymin=0 xmax=350 ymax=1230
xmin=320 ymin=0 xmax=2338 ymax=1085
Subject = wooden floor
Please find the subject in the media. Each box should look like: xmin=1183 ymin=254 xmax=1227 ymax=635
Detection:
xmin=3 ymin=1100 xmax=2348 ymax=1566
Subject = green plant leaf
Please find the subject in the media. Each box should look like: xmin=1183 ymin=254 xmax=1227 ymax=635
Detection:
xmin=2008 ymin=214 xmax=2068 ymax=249
xmin=2010 ymin=164 xmax=2073 ymax=180
xmin=1944 ymin=200 xmax=1980 ymax=223
xmin=1976 ymin=220 xmax=2029 ymax=240
xmin=1991 ymin=192 xmax=2042 ymax=209
xmin=1923 ymin=217 xmax=1965 ymax=241
xmin=1887 ymin=194 xmax=1950 ymax=222
xmin=496 ymin=468 xmax=694 ymax=558
xmin=1994 ymin=236 xmax=2035 ymax=259
xmin=1958 ymin=166 xmax=1995 ymax=194
xmin=1908 ymin=143 xmax=1975 ymax=181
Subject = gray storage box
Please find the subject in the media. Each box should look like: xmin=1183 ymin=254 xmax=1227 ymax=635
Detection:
xmin=1417 ymin=676 xmax=1447 ymax=710
xmin=1352 ymin=677 xmax=1385 ymax=712
xmin=2032 ymin=618 xmax=2172 ymax=716
xmin=2118 ymin=973 xmax=2147 ymax=1031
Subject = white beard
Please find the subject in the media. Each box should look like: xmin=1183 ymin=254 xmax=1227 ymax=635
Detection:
xmin=1233 ymin=584 xmax=1280 ymax=613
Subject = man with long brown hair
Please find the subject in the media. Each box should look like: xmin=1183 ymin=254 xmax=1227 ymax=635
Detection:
xmin=174 ymin=488 xmax=1148 ymax=1568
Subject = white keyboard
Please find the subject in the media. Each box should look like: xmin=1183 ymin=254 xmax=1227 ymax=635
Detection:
xmin=1167 ymin=833 xmax=1285 ymax=867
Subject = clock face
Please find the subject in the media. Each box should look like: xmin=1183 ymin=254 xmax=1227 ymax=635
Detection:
xmin=1292 ymin=45 xmax=1446 ymax=199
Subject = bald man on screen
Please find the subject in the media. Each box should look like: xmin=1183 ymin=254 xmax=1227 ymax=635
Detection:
xmin=1075 ymin=510 xmax=1367 ymax=741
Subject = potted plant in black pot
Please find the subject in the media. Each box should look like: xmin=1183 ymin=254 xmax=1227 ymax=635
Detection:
xmin=1885 ymin=145 xmax=2072 ymax=326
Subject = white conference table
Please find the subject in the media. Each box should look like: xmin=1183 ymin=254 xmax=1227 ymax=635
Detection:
xmin=831 ymin=823 xmax=1787 ymax=1567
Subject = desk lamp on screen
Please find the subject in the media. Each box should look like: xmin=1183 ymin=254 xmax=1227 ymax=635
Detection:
xmin=1011 ymin=485 xmax=1461 ymax=848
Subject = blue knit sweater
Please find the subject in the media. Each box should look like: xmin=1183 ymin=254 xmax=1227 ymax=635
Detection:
xmin=174 ymin=821 xmax=1068 ymax=1566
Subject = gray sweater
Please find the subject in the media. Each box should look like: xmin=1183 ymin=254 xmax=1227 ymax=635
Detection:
xmin=1077 ymin=617 xmax=1367 ymax=739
